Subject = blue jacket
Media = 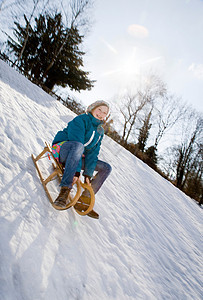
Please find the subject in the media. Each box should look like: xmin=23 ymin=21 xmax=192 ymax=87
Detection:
xmin=52 ymin=113 xmax=104 ymax=177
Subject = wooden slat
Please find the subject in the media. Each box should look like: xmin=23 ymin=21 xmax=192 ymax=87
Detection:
xmin=74 ymin=182 xmax=95 ymax=215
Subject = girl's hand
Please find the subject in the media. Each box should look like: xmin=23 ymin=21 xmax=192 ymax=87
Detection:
xmin=72 ymin=176 xmax=79 ymax=185
xmin=72 ymin=172 xmax=81 ymax=185
xmin=84 ymin=176 xmax=91 ymax=186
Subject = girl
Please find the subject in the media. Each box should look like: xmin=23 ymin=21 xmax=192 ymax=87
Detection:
xmin=52 ymin=100 xmax=112 ymax=219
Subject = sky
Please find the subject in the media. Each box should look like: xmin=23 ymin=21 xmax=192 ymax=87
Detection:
xmin=67 ymin=0 xmax=203 ymax=112
xmin=0 ymin=59 xmax=202 ymax=299
xmin=0 ymin=0 xmax=202 ymax=112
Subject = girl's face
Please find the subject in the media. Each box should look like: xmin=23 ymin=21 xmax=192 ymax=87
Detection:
xmin=92 ymin=105 xmax=109 ymax=121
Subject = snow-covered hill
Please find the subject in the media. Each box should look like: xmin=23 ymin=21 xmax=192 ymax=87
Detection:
xmin=0 ymin=60 xmax=202 ymax=300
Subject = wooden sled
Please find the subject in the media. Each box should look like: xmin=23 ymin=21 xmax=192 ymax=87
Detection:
xmin=32 ymin=142 xmax=95 ymax=215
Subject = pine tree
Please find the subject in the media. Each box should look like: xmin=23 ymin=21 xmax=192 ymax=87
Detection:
xmin=7 ymin=12 xmax=94 ymax=91
xmin=184 ymin=170 xmax=203 ymax=202
xmin=137 ymin=110 xmax=152 ymax=152
xmin=145 ymin=146 xmax=158 ymax=166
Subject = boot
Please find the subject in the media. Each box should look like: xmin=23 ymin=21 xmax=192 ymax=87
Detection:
xmin=87 ymin=210 xmax=99 ymax=219
xmin=54 ymin=186 xmax=71 ymax=208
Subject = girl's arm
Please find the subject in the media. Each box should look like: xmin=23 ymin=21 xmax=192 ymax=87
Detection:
xmin=83 ymin=137 xmax=103 ymax=177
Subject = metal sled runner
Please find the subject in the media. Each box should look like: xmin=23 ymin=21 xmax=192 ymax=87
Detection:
xmin=32 ymin=142 xmax=95 ymax=215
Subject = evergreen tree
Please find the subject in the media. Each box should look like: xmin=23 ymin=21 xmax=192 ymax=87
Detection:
xmin=184 ymin=170 xmax=203 ymax=202
xmin=145 ymin=146 xmax=158 ymax=166
xmin=137 ymin=110 xmax=152 ymax=152
xmin=7 ymin=12 xmax=94 ymax=91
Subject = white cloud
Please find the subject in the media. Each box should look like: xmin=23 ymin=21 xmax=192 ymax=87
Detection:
xmin=188 ymin=63 xmax=203 ymax=80
xmin=127 ymin=24 xmax=149 ymax=38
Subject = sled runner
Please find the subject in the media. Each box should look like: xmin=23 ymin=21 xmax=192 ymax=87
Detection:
xmin=32 ymin=142 xmax=95 ymax=215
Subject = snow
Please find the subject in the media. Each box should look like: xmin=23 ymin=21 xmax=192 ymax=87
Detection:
xmin=0 ymin=59 xmax=202 ymax=300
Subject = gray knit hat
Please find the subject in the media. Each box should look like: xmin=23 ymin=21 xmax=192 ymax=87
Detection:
xmin=87 ymin=100 xmax=110 ymax=114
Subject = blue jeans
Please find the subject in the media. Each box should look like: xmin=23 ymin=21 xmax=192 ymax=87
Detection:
xmin=59 ymin=141 xmax=112 ymax=194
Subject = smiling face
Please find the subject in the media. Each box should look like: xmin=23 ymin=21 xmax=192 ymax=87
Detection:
xmin=92 ymin=105 xmax=109 ymax=121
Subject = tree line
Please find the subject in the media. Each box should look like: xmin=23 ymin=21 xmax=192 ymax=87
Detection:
xmin=105 ymin=75 xmax=202 ymax=205
xmin=0 ymin=0 xmax=202 ymax=205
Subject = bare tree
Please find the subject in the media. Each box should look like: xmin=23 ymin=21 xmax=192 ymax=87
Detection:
xmin=175 ymin=114 xmax=203 ymax=189
xmin=69 ymin=0 xmax=91 ymax=29
xmin=119 ymin=93 xmax=146 ymax=144
xmin=152 ymin=93 xmax=187 ymax=149
xmin=119 ymin=74 xmax=167 ymax=145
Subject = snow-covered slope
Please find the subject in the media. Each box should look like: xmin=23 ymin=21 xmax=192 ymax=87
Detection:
xmin=0 ymin=60 xmax=202 ymax=300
